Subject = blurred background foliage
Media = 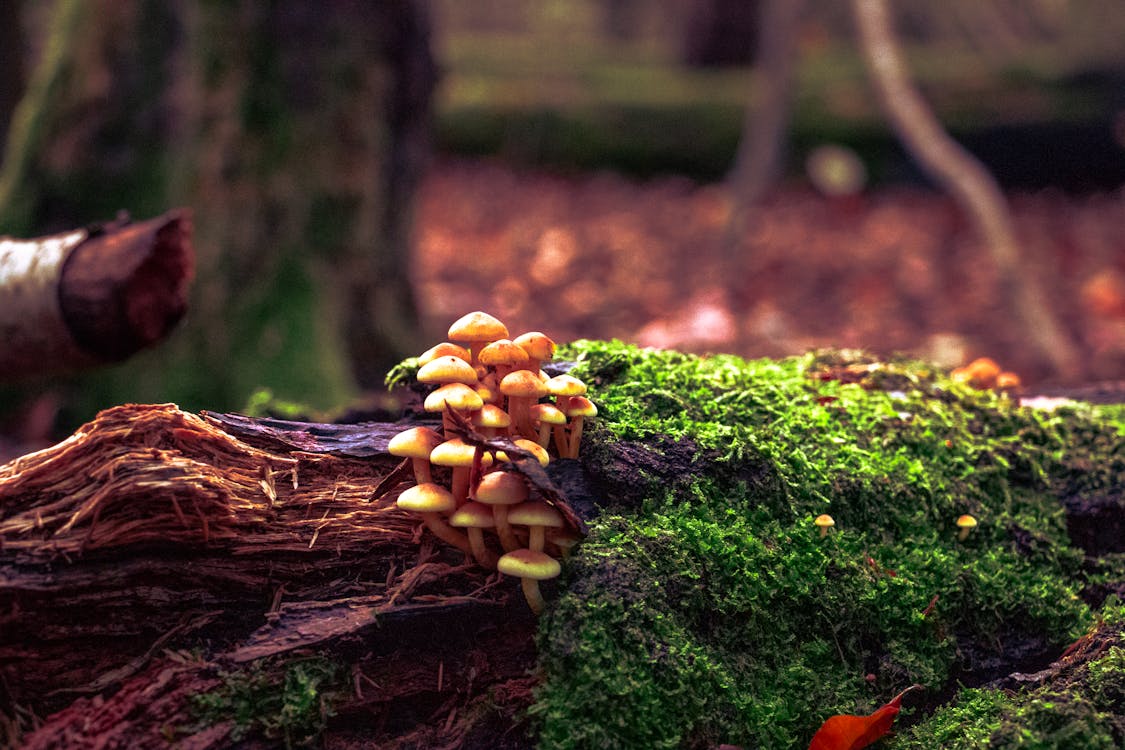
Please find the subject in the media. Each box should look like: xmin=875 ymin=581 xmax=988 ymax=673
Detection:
xmin=0 ymin=0 xmax=1123 ymax=442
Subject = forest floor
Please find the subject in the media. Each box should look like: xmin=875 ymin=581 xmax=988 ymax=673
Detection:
xmin=413 ymin=159 xmax=1125 ymax=388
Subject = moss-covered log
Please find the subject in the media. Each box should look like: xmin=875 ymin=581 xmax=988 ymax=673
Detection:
xmin=2 ymin=344 xmax=1124 ymax=748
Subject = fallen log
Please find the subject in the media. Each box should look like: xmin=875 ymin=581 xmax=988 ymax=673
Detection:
xmin=0 ymin=210 xmax=193 ymax=379
xmin=1 ymin=403 xmax=573 ymax=748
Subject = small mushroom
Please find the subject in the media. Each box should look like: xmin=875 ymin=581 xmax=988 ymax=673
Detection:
xmin=500 ymin=369 xmax=547 ymax=440
xmin=956 ymin=514 xmax=978 ymax=541
xmin=397 ymin=482 xmax=472 ymax=555
xmin=417 ymin=355 xmax=479 ymax=387
xmin=423 ymin=382 xmax=484 ymax=438
xmin=431 ymin=438 xmax=491 ymax=505
xmin=473 ymin=403 xmax=512 ymax=438
xmin=478 ymin=338 xmax=530 ymax=381
xmin=528 ymin=402 xmax=567 ymax=449
xmin=513 ymin=331 xmax=556 ymax=373
xmin=498 ymin=548 xmax=561 ymax=615
xmin=814 ymin=513 xmax=836 ymax=538
xmin=562 ymin=396 xmax=597 ymax=459
xmin=387 ymin=426 xmax=443 ymax=484
xmin=474 ymin=470 xmax=528 ymax=552
xmin=417 ymin=342 xmax=471 ymax=366
xmin=507 ymin=500 xmax=565 ymax=553
xmin=448 ymin=311 xmax=509 ymax=367
xmin=449 ymin=501 xmax=499 ymax=568
xmin=497 ymin=438 xmax=550 ymax=467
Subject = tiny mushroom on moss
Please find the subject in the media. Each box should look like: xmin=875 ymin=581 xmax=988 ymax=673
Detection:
xmin=449 ymin=501 xmax=499 ymax=568
xmin=474 ymin=469 xmax=528 ymax=552
xmin=956 ymin=513 xmax=978 ymax=541
xmin=448 ymin=311 xmax=509 ymax=367
xmin=396 ymin=482 xmax=472 ymax=555
xmin=814 ymin=513 xmax=835 ymax=538
xmin=498 ymin=547 xmax=561 ymax=615
xmin=387 ymin=426 xmax=443 ymax=484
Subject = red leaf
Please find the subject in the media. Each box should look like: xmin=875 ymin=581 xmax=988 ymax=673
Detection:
xmin=807 ymin=685 xmax=921 ymax=750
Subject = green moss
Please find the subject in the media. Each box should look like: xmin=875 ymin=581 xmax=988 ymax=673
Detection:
xmin=529 ymin=341 xmax=1122 ymax=749
xmin=188 ymin=656 xmax=345 ymax=748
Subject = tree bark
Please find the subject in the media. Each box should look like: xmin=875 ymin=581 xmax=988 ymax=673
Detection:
xmin=851 ymin=0 xmax=1081 ymax=379
xmin=0 ymin=211 xmax=193 ymax=380
xmin=0 ymin=403 xmax=578 ymax=748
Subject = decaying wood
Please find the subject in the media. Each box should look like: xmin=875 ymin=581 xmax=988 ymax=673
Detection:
xmin=0 ymin=210 xmax=193 ymax=380
xmin=1 ymin=403 xmax=578 ymax=747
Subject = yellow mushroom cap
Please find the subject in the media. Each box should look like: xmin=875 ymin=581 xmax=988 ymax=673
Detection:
xmin=430 ymin=439 xmax=491 ymax=468
xmin=418 ymin=342 xmax=471 ymax=365
xmin=475 ymin=470 xmax=529 ymax=506
xmin=513 ymin=331 xmax=556 ymax=362
xmin=478 ymin=339 xmax=530 ymax=369
xmin=508 ymin=500 xmax=565 ymax=529
xmin=448 ymin=311 xmax=508 ymax=344
xmin=424 ymin=382 xmax=484 ymax=413
xmin=814 ymin=514 xmax=835 ymax=529
xmin=397 ymin=482 xmax=456 ymax=513
xmin=564 ymin=396 xmax=597 ymax=418
xmin=500 ymin=369 xmax=548 ymax=399
xmin=417 ymin=355 xmax=479 ymax=385
xmin=449 ymin=501 xmax=496 ymax=529
xmin=956 ymin=514 xmax=978 ymax=529
xmin=497 ymin=438 xmax=550 ymax=466
xmin=388 ymin=426 xmax=444 ymax=459
xmin=497 ymin=548 xmax=561 ymax=581
xmin=529 ymin=403 xmax=567 ymax=425
xmin=545 ymin=374 xmax=587 ymax=398
xmin=473 ymin=403 xmax=512 ymax=430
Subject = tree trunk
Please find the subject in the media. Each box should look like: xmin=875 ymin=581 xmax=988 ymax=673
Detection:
xmin=0 ymin=211 xmax=193 ymax=380
xmin=722 ymin=0 xmax=805 ymax=270
xmin=850 ymin=0 xmax=1080 ymax=380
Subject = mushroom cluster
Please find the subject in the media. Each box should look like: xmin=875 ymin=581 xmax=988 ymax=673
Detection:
xmin=389 ymin=311 xmax=594 ymax=613
xmin=950 ymin=357 xmax=1021 ymax=393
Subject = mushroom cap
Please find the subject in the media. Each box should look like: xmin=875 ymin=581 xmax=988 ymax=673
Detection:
xmin=478 ymin=339 xmax=530 ymax=368
xmin=448 ymin=311 xmax=508 ymax=343
xmin=473 ymin=403 xmax=512 ymax=429
xmin=397 ymin=482 xmax=456 ymax=513
xmin=498 ymin=548 xmax=561 ymax=581
xmin=430 ymin=439 xmax=490 ymax=468
xmin=513 ymin=331 xmax=556 ymax=362
xmin=500 ymin=369 xmax=547 ymax=398
xmin=508 ymin=500 xmax=564 ymax=529
xmin=956 ymin=514 xmax=978 ymax=529
xmin=417 ymin=355 xmax=479 ymax=385
xmin=449 ymin=501 xmax=496 ymax=529
xmin=564 ymin=396 xmax=597 ymax=418
xmin=529 ymin=403 xmax=567 ymax=425
xmin=814 ymin=513 xmax=835 ymax=529
xmin=475 ymin=470 xmax=529 ymax=506
xmin=424 ymin=382 xmax=484 ymax=413
xmin=545 ymin=374 xmax=587 ymax=397
xmin=388 ymin=426 xmax=444 ymax=459
xmin=498 ymin=439 xmax=550 ymax=466
xmin=418 ymin=342 xmax=471 ymax=365
xmin=995 ymin=371 xmax=1022 ymax=390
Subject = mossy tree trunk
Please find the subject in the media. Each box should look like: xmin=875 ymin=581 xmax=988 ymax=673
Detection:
xmin=0 ymin=0 xmax=433 ymax=413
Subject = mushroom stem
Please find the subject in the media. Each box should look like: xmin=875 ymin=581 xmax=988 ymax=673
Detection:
xmin=420 ymin=512 xmax=473 ymax=555
xmin=466 ymin=528 xmax=498 ymax=568
xmin=520 ymin=576 xmax=547 ymax=615
xmin=565 ymin=416 xmax=586 ymax=459
xmin=451 ymin=467 xmax=470 ymax=506
xmin=493 ymin=506 xmax=520 ymax=552
xmin=527 ymin=525 xmax=547 ymax=553
xmin=553 ymin=424 xmax=569 ymax=456
xmin=411 ymin=458 xmax=432 ymax=485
